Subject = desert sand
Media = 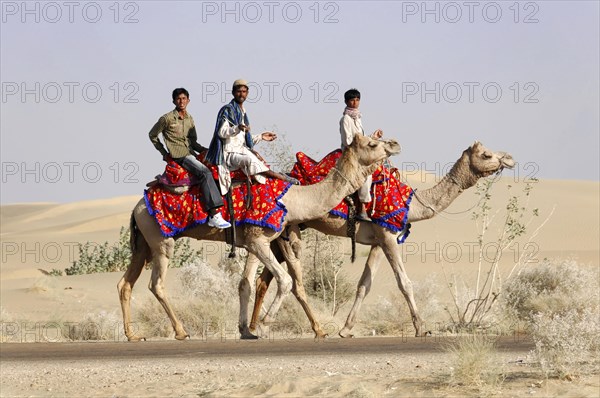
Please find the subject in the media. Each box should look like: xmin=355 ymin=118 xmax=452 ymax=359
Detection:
xmin=1 ymin=176 xmax=599 ymax=397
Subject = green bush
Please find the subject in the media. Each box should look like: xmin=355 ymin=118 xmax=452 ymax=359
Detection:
xmin=63 ymin=226 xmax=203 ymax=275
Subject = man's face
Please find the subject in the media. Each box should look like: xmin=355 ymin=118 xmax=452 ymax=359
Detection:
xmin=173 ymin=94 xmax=190 ymax=111
xmin=345 ymin=97 xmax=360 ymax=109
xmin=232 ymin=86 xmax=248 ymax=104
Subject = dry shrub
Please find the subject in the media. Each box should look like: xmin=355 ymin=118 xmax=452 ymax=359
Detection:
xmin=65 ymin=310 xmax=123 ymax=341
xmin=503 ymin=259 xmax=596 ymax=321
xmin=256 ymin=280 xmax=334 ymax=337
xmin=503 ymin=259 xmax=600 ymax=378
xmin=530 ymin=308 xmax=600 ymax=379
xmin=362 ymin=275 xmax=442 ymax=336
xmin=27 ymin=276 xmax=56 ymax=293
xmin=0 ymin=307 xmax=14 ymax=343
xmin=135 ymin=259 xmax=241 ymax=339
xmin=446 ymin=334 xmax=504 ymax=394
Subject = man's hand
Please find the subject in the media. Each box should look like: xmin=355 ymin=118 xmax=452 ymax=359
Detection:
xmin=261 ymin=131 xmax=277 ymax=141
xmin=238 ymin=124 xmax=250 ymax=133
xmin=371 ymin=129 xmax=384 ymax=140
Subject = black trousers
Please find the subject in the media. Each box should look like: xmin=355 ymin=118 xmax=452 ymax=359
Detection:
xmin=176 ymin=155 xmax=224 ymax=211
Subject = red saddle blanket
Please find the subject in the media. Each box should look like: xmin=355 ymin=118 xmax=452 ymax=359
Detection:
xmin=144 ymin=156 xmax=291 ymax=237
xmin=289 ymin=149 xmax=414 ymax=243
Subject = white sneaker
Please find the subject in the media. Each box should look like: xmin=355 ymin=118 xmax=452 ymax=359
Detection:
xmin=207 ymin=213 xmax=231 ymax=229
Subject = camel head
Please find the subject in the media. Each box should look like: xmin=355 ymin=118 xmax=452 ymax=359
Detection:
xmin=467 ymin=141 xmax=515 ymax=177
xmin=451 ymin=141 xmax=515 ymax=190
xmin=347 ymin=133 xmax=402 ymax=167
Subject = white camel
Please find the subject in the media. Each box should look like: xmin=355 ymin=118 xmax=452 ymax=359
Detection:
xmin=249 ymin=141 xmax=515 ymax=337
xmin=117 ymin=134 xmax=401 ymax=341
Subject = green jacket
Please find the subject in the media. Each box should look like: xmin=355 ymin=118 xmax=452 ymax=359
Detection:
xmin=149 ymin=109 xmax=205 ymax=159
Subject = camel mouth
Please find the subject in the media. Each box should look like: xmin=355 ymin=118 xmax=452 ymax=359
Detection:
xmin=500 ymin=153 xmax=515 ymax=170
xmin=383 ymin=139 xmax=402 ymax=156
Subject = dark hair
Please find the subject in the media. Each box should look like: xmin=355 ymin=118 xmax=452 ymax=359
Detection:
xmin=344 ymin=88 xmax=361 ymax=102
xmin=172 ymin=88 xmax=190 ymax=101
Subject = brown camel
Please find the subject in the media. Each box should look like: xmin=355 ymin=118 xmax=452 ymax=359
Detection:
xmin=117 ymin=134 xmax=401 ymax=341
xmin=249 ymin=141 xmax=515 ymax=338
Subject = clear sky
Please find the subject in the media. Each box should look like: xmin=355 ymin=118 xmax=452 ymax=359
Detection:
xmin=1 ymin=0 xmax=598 ymax=204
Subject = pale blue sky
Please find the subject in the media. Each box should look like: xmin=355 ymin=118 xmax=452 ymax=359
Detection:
xmin=1 ymin=1 xmax=598 ymax=203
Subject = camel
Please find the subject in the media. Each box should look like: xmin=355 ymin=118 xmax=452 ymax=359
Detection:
xmin=248 ymin=141 xmax=515 ymax=338
xmin=117 ymin=134 xmax=401 ymax=341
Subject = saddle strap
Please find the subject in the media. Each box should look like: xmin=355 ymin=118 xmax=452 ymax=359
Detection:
xmin=225 ymin=191 xmax=237 ymax=258
xmin=245 ymin=175 xmax=254 ymax=210
xmin=345 ymin=195 xmax=357 ymax=263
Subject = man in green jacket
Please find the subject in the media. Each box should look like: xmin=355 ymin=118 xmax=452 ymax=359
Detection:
xmin=149 ymin=88 xmax=230 ymax=229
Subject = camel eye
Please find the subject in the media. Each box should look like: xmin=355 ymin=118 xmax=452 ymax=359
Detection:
xmin=368 ymin=142 xmax=378 ymax=148
xmin=482 ymin=152 xmax=493 ymax=159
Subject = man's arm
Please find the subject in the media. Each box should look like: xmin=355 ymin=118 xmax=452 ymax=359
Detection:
xmin=149 ymin=116 xmax=169 ymax=157
xmin=217 ymin=117 xmax=242 ymax=139
xmin=188 ymin=125 xmax=207 ymax=153
xmin=340 ymin=115 xmax=355 ymax=147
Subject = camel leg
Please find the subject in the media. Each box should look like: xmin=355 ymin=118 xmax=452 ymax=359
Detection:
xmin=249 ymin=267 xmax=273 ymax=333
xmin=147 ymin=237 xmax=189 ymax=340
xmin=269 ymin=237 xmax=327 ymax=338
xmin=339 ymin=245 xmax=384 ymax=338
xmin=242 ymin=235 xmax=292 ymax=337
xmin=238 ymin=252 xmax=262 ymax=339
xmin=117 ymin=229 xmax=150 ymax=342
xmin=379 ymin=235 xmax=424 ymax=337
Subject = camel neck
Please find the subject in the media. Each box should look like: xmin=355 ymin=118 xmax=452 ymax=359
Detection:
xmin=407 ymin=154 xmax=471 ymax=222
xmin=280 ymin=154 xmax=373 ymax=225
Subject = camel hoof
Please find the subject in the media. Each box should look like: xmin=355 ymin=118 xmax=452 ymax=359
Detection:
xmin=338 ymin=327 xmax=354 ymax=338
xmin=314 ymin=333 xmax=329 ymax=340
xmin=127 ymin=336 xmax=146 ymax=342
xmin=175 ymin=333 xmax=190 ymax=341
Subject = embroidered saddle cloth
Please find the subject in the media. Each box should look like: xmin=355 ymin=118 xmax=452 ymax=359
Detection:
xmin=289 ymin=149 xmax=414 ymax=243
xmin=144 ymin=154 xmax=291 ymax=237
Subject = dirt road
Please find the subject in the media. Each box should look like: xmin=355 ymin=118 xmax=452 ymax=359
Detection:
xmin=8 ymin=337 xmax=583 ymax=398
xmin=1 ymin=336 xmax=533 ymax=361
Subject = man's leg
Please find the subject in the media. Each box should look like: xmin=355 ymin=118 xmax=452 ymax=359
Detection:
xmin=357 ymin=175 xmax=373 ymax=220
xmin=228 ymin=152 xmax=299 ymax=185
xmin=180 ymin=155 xmax=224 ymax=215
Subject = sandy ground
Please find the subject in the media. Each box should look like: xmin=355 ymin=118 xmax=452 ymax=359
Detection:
xmin=1 ymin=176 xmax=599 ymax=397
xmin=2 ymin=344 xmax=599 ymax=397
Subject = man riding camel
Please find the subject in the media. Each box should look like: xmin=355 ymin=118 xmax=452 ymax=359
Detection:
xmin=206 ymin=79 xmax=299 ymax=195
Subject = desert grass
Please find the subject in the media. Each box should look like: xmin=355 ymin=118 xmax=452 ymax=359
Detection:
xmin=445 ymin=334 xmax=505 ymax=396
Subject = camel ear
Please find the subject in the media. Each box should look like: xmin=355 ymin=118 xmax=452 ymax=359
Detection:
xmin=351 ymin=133 xmax=363 ymax=146
xmin=473 ymin=140 xmax=481 ymax=149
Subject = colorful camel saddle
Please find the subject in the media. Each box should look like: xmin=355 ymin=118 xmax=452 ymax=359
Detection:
xmin=289 ymin=149 xmax=414 ymax=243
xmin=144 ymin=154 xmax=291 ymax=237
